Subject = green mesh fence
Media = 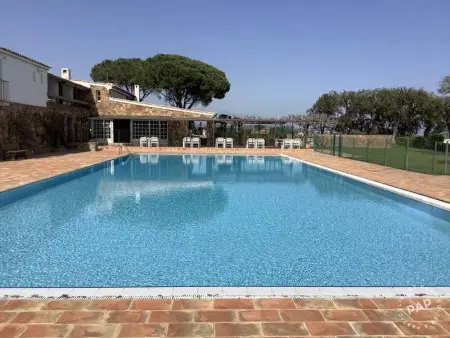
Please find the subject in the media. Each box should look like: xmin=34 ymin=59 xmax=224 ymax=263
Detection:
xmin=313 ymin=134 xmax=449 ymax=175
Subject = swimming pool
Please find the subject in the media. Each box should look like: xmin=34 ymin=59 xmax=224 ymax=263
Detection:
xmin=1 ymin=154 xmax=449 ymax=287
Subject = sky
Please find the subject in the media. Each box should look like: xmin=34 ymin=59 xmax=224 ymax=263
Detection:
xmin=1 ymin=0 xmax=449 ymax=116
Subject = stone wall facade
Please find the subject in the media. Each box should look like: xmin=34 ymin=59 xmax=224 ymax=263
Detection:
xmin=89 ymin=86 xmax=213 ymax=119
xmin=0 ymin=102 xmax=91 ymax=154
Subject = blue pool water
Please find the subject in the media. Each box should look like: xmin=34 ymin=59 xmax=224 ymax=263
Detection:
xmin=1 ymin=154 xmax=449 ymax=287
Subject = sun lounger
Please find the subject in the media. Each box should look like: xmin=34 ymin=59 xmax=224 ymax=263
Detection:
xmin=215 ymin=137 xmax=225 ymax=148
xmin=256 ymin=138 xmax=265 ymax=149
xmin=191 ymin=137 xmax=201 ymax=148
xmin=246 ymin=138 xmax=256 ymax=148
xmin=182 ymin=137 xmax=191 ymax=148
xmin=282 ymin=139 xmax=293 ymax=149
xmin=139 ymin=137 xmax=148 ymax=147
xmin=293 ymin=138 xmax=302 ymax=149
xmin=148 ymin=137 xmax=159 ymax=147
xmin=225 ymin=138 xmax=234 ymax=148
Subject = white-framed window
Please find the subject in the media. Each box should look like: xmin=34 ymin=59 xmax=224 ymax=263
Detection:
xmin=92 ymin=120 xmax=111 ymax=138
xmin=133 ymin=120 xmax=168 ymax=140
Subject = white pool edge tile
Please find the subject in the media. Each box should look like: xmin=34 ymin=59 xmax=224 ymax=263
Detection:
xmin=281 ymin=154 xmax=450 ymax=211
xmin=1 ymin=286 xmax=449 ymax=299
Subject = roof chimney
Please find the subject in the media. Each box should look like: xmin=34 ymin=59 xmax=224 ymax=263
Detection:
xmin=61 ymin=68 xmax=71 ymax=80
xmin=134 ymin=85 xmax=140 ymax=102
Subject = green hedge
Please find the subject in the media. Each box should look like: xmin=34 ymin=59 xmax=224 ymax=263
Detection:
xmin=396 ymin=134 xmax=444 ymax=150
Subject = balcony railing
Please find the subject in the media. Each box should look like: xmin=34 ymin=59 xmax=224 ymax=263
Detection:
xmin=0 ymin=79 xmax=10 ymax=102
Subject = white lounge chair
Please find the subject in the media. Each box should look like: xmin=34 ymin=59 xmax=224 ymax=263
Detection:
xmin=246 ymin=138 xmax=256 ymax=148
xmin=182 ymin=137 xmax=191 ymax=148
xmin=293 ymin=138 xmax=302 ymax=149
xmin=282 ymin=139 xmax=293 ymax=149
xmin=256 ymin=138 xmax=265 ymax=149
xmin=215 ymin=137 xmax=225 ymax=148
xmin=148 ymin=137 xmax=159 ymax=147
xmin=139 ymin=137 xmax=148 ymax=147
xmin=191 ymin=137 xmax=201 ymax=148
xmin=225 ymin=138 xmax=234 ymax=148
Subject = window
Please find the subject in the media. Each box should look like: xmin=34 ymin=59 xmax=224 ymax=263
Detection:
xmin=96 ymin=90 xmax=101 ymax=102
xmin=133 ymin=120 xmax=168 ymax=140
xmin=92 ymin=120 xmax=111 ymax=139
xmin=33 ymin=72 xmax=36 ymax=82
xmin=40 ymin=73 xmax=43 ymax=84
xmin=132 ymin=120 xmax=149 ymax=139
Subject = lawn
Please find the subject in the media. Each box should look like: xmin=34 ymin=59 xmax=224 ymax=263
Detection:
xmin=317 ymin=144 xmax=449 ymax=175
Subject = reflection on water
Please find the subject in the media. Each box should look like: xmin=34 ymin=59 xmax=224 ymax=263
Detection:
xmin=1 ymin=154 xmax=449 ymax=287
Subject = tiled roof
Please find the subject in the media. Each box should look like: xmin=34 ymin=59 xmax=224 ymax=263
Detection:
xmin=72 ymin=80 xmax=136 ymax=98
xmin=48 ymin=73 xmax=90 ymax=90
xmin=0 ymin=46 xmax=50 ymax=68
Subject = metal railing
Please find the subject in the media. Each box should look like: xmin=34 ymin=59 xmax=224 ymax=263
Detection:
xmin=0 ymin=79 xmax=10 ymax=102
xmin=314 ymin=134 xmax=450 ymax=175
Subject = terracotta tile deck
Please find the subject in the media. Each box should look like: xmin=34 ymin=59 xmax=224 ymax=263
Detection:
xmin=0 ymin=151 xmax=121 ymax=193
xmin=1 ymin=147 xmax=449 ymax=204
xmin=0 ymin=298 xmax=449 ymax=337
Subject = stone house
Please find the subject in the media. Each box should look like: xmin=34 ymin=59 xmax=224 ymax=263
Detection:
xmin=67 ymin=70 xmax=215 ymax=146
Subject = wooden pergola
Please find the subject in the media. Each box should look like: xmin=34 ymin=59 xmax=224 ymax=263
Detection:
xmin=206 ymin=115 xmax=337 ymax=148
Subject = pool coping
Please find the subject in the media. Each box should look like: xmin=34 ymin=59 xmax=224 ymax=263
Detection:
xmin=1 ymin=287 xmax=449 ymax=299
xmin=282 ymin=154 xmax=450 ymax=212
xmin=1 ymin=152 xmax=449 ymax=299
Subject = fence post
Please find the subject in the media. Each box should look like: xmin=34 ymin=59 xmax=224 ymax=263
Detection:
xmin=352 ymin=137 xmax=355 ymax=160
xmin=404 ymin=139 xmax=409 ymax=171
xmin=384 ymin=139 xmax=388 ymax=166
xmin=365 ymin=139 xmax=369 ymax=162
xmin=332 ymin=134 xmax=336 ymax=156
xmin=338 ymin=135 xmax=342 ymax=157
xmin=445 ymin=142 xmax=448 ymax=175
xmin=432 ymin=141 xmax=437 ymax=175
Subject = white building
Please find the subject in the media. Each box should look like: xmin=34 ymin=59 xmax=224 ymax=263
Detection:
xmin=0 ymin=47 xmax=50 ymax=107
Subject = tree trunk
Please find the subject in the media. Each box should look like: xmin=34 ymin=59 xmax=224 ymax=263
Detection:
xmin=392 ymin=121 xmax=399 ymax=140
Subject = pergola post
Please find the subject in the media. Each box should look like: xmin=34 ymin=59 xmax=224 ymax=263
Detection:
xmin=207 ymin=121 xmax=214 ymax=147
